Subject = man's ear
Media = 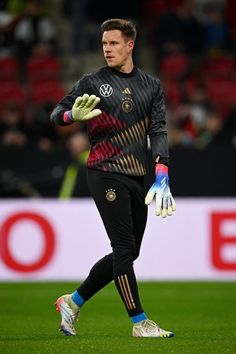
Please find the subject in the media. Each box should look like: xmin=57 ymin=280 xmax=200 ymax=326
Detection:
xmin=127 ymin=40 xmax=134 ymax=53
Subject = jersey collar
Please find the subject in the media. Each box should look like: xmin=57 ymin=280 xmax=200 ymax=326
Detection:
xmin=107 ymin=66 xmax=137 ymax=78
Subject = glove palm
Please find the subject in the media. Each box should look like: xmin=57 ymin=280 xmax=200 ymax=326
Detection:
xmin=72 ymin=93 xmax=101 ymax=121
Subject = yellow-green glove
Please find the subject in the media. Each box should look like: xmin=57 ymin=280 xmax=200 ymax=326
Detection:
xmin=72 ymin=93 xmax=101 ymax=121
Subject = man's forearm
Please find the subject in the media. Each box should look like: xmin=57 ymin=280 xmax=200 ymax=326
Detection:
xmin=50 ymin=105 xmax=68 ymax=126
xmin=150 ymin=133 xmax=169 ymax=166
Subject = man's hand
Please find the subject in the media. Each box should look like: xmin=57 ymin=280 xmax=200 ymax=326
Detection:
xmin=145 ymin=163 xmax=176 ymax=218
xmin=72 ymin=93 xmax=102 ymax=121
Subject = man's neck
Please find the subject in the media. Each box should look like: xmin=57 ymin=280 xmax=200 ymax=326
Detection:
xmin=116 ymin=58 xmax=134 ymax=74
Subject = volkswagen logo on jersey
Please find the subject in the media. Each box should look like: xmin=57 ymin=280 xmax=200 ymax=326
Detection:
xmin=99 ymin=84 xmax=113 ymax=97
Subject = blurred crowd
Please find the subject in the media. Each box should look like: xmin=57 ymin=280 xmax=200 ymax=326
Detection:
xmin=0 ymin=0 xmax=236 ymax=156
xmin=144 ymin=0 xmax=236 ymax=149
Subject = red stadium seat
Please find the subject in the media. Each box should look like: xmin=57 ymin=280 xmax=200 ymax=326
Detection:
xmin=206 ymin=78 xmax=236 ymax=117
xmin=184 ymin=79 xmax=199 ymax=97
xmin=160 ymin=53 xmax=190 ymax=80
xmin=0 ymin=57 xmax=19 ymax=81
xmin=0 ymin=82 xmax=24 ymax=101
xmin=204 ymin=56 xmax=235 ymax=79
xmin=0 ymin=82 xmax=25 ymax=115
xmin=144 ymin=0 xmax=182 ymax=19
xmin=163 ymin=80 xmax=182 ymax=108
xmin=26 ymin=56 xmax=61 ymax=82
xmin=30 ymin=81 xmax=65 ymax=106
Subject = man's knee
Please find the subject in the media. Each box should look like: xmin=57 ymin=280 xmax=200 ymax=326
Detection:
xmin=113 ymin=247 xmax=135 ymax=266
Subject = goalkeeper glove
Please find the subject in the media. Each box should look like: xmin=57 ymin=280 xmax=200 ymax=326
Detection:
xmin=145 ymin=163 xmax=176 ymax=218
xmin=64 ymin=94 xmax=101 ymax=123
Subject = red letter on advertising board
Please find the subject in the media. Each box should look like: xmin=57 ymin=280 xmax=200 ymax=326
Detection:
xmin=211 ymin=212 xmax=236 ymax=270
xmin=0 ymin=212 xmax=55 ymax=273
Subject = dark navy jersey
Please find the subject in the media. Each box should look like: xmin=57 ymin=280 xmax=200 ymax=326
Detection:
xmin=51 ymin=66 xmax=169 ymax=176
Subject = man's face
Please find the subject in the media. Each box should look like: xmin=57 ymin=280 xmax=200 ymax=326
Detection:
xmin=102 ymin=30 xmax=134 ymax=69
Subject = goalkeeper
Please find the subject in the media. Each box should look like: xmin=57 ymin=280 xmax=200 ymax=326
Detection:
xmin=51 ymin=18 xmax=176 ymax=338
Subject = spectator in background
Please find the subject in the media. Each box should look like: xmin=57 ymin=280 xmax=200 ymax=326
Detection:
xmin=143 ymin=0 xmax=182 ymax=46
xmin=13 ymin=0 xmax=57 ymax=74
xmin=0 ymin=0 xmax=57 ymax=59
xmin=204 ymin=107 xmax=236 ymax=148
xmin=63 ymin=0 xmax=142 ymax=59
xmin=62 ymin=0 xmax=87 ymax=57
xmin=152 ymin=0 xmax=205 ymax=58
xmin=59 ymin=131 xmax=90 ymax=198
xmin=168 ymin=82 xmax=211 ymax=148
xmin=168 ymin=105 xmax=197 ymax=147
xmin=0 ymin=102 xmax=29 ymax=147
xmin=0 ymin=0 xmax=23 ymax=56
xmin=0 ymin=99 xmax=63 ymax=152
xmin=202 ymin=3 xmax=233 ymax=52
xmin=29 ymin=101 xmax=60 ymax=151
xmin=196 ymin=109 xmax=224 ymax=148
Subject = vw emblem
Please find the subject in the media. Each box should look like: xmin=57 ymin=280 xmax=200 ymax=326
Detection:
xmin=99 ymin=84 xmax=113 ymax=97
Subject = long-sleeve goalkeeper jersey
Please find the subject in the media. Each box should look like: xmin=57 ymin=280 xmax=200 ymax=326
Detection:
xmin=50 ymin=66 xmax=169 ymax=176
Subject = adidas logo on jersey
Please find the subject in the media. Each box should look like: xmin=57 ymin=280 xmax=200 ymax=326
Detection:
xmin=122 ymin=87 xmax=132 ymax=95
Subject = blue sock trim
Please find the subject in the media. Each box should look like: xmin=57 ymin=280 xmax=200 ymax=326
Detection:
xmin=72 ymin=291 xmax=85 ymax=307
xmin=131 ymin=312 xmax=148 ymax=324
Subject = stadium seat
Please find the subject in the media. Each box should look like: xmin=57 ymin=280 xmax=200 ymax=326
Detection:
xmin=30 ymin=80 xmax=65 ymax=106
xmin=163 ymin=80 xmax=182 ymax=108
xmin=0 ymin=57 xmax=19 ymax=81
xmin=206 ymin=78 xmax=236 ymax=117
xmin=0 ymin=82 xmax=25 ymax=115
xmin=204 ymin=55 xmax=235 ymax=79
xmin=26 ymin=56 xmax=61 ymax=82
xmin=159 ymin=53 xmax=190 ymax=80
xmin=184 ymin=79 xmax=198 ymax=97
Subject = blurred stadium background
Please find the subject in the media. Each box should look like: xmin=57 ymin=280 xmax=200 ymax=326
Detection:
xmin=0 ymin=1 xmax=236 ymax=352
xmin=0 ymin=0 xmax=236 ymax=288
xmin=0 ymin=0 xmax=236 ymax=199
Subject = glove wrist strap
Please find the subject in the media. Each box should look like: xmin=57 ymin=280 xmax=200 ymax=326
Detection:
xmin=63 ymin=110 xmax=74 ymax=124
xmin=155 ymin=163 xmax=168 ymax=175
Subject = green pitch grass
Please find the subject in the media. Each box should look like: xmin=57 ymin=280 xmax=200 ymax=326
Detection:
xmin=0 ymin=281 xmax=236 ymax=354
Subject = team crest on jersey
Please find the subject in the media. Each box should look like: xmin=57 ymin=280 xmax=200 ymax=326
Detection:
xmin=122 ymin=97 xmax=134 ymax=112
xmin=105 ymin=189 xmax=116 ymax=201
xmin=99 ymin=84 xmax=113 ymax=97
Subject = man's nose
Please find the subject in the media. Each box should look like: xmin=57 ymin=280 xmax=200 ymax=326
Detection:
xmin=104 ymin=45 xmax=111 ymax=52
